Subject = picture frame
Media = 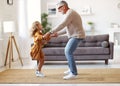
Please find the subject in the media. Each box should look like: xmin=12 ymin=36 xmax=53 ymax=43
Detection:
xmin=7 ymin=0 xmax=13 ymax=5
xmin=47 ymin=3 xmax=57 ymax=17
xmin=79 ymin=6 xmax=93 ymax=16
xmin=117 ymin=3 xmax=120 ymax=8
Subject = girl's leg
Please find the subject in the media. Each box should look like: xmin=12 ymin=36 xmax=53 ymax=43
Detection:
xmin=36 ymin=52 xmax=45 ymax=77
xmin=37 ymin=51 xmax=44 ymax=72
xmin=38 ymin=57 xmax=44 ymax=72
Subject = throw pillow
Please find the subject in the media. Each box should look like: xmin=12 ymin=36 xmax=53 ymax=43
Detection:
xmin=101 ymin=41 xmax=109 ymax=48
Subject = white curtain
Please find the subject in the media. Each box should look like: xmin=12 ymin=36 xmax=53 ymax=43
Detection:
xmin=17 ymin=0 xmax=41 ymax=58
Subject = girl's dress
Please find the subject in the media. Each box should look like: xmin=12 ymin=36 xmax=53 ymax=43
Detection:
xmin=30 ymin=31 xmax=44 ymax=60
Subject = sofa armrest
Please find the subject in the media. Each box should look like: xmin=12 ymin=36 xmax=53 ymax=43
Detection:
xmin=109 ymin=42 xmax=114 ymax=59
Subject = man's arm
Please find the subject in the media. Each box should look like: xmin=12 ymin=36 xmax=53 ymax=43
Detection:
xmin=57 ymin=29 xmax=66 ymax=36
xmin=51 ymin=10 xmax=73 ymax=33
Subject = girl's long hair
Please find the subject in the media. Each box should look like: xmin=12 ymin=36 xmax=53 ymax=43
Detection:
xmin=30 ymin=21 xmax=40 ymax=37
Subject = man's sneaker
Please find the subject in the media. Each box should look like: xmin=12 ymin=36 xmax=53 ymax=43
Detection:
xmin=35 ymin=71 xmax=45 ymax=77
xmin=64 ymin=69 xmax=71 ymax=75
xmin=63 ymin=72 xmax=76 ymax=80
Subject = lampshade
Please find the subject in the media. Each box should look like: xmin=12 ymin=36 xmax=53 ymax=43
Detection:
xmin=3 ymin=21 xmax=15 ymax=33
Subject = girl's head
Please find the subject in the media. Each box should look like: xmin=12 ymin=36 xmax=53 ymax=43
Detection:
xmin=30 ymin=21 xmax=42 ymax=37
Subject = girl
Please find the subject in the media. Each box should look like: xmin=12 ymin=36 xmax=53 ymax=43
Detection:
xmin=30 ymin=21 xmax=50 ymax=77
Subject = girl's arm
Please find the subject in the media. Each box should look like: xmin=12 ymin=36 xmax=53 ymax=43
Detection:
xmin=43 ymin=32 xmax=51 ymax=41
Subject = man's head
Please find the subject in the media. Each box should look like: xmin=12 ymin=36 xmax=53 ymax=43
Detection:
xmin=57 ymin=0 xmax=69 ymax=14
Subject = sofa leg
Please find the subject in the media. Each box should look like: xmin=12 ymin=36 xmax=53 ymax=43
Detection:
xmin=105 ymin=59 xmax=108 ymax=65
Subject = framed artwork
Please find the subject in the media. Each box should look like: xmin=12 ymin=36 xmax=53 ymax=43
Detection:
xmin=47 ymin=3 xmax=57 ymax=17
xmin=80 ymin=6 xmax=92 ymax=16
xmin=117 ymin=3 xmax=120 ymax=8
xmin=7 ymin=0 xmax=13 ymax=5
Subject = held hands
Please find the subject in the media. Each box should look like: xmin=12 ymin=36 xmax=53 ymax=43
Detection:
xmin=42 ymin=32 xmax=51 ymax=45
xmin=50 ymin=32 xmax=58 ymax=37
xmin=43 ymin=32 xmax=58 ymax=44
xmin=43 ymin=32 xmax=58 ymax=40
xmin=43 ymin=32 xmax=51 ymax=41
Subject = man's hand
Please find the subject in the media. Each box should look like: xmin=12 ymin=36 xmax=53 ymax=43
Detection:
xmin=50 ymin=32 xmax=58 ymax=37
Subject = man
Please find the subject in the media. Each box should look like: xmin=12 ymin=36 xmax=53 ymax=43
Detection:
xmin=49 ymin=0 xmax=86 ymax=80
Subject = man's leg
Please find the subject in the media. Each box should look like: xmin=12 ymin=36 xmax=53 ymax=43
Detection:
xmin=64 ymin=38 xmax=80 ymax=75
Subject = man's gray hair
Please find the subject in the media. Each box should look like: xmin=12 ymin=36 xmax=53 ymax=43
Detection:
xmin=57 ymin=0 xmax=68 ymax=8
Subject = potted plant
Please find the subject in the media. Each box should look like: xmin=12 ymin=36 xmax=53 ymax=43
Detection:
xmin=41 ymin=13 xmax=51 ymax=34
xmin=87 ymin=21 xmax=93 ymax=26
xmin=87 ymin=21 xmax=94 ymax=31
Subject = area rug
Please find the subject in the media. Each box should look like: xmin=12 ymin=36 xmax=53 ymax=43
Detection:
xmin=0 ymin=68 xmax=120 ymax=84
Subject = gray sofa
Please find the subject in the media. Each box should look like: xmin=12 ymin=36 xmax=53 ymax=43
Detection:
xmin=42 ymin=34 xmax=114 ymax=64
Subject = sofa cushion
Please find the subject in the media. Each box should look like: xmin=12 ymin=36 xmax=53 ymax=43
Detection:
xmin=43 ymin=47 xmax=65 ymax=55
xmin=79 ymin=34 xmax=109 ymax=47
xmin=44 ymin=43 xmax=66 ymax=47
xmin=78 ymin=41 xmax=102 ymax=47
xmin=45 ymin=34 xmax=109 ymax=47
xmin=43 ymin=47 xmax=109 ymax=55
xmin=48 ymin=36 xmax=68 ymax=43
xmin=44 ymin=36 xmax=68 ymax=47
xmin=85 ymin=34 xmax=109 ymax=42
xmin=74 ymin=47 xmax=109 ymax=55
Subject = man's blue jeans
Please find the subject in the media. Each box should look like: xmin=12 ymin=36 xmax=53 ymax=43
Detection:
xmin=65 ymin=37 xmax=83 ymax=75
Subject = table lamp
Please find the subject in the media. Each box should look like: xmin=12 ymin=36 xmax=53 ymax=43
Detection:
xmin=3 ymin=21 xmax=23 ymax=68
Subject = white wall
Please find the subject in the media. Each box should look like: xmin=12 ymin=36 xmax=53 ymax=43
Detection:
xmin=0 ymin=0 xmax=19 ymax=67
xmin=17 ymin=0 xmax=41 ymax=59
xmin=0 ymin=0 xmax=41 ymax=67
xmin=41 ymin=0 xmax=120 ymax=34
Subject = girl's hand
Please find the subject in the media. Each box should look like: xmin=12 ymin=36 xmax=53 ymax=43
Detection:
xmin=43 ymin=32 xmax=51 ymax=41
